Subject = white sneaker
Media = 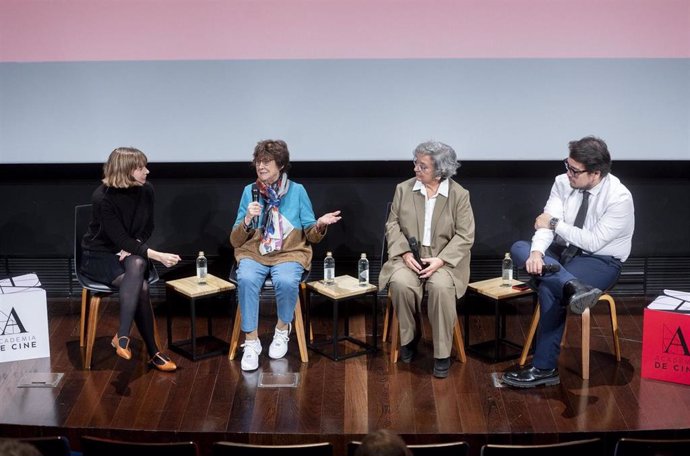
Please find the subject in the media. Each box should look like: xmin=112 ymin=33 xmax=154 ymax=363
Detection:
xmin=268 ymin=324 xmax=291 ymax=359
xmin=240 ymin=338 xmax=262 ymax=371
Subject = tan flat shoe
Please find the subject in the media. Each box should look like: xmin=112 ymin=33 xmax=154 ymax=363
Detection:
xmin=150 ymin=352 xmax=177 ymax=372
xmin=111 ymin=335 xmax=132 ymax=360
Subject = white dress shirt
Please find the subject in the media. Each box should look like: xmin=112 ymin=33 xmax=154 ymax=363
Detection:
xmin=413 ymin=178 xmax=450 ymax=246
xmin=531 ymin=173 xmax=635 ymax=262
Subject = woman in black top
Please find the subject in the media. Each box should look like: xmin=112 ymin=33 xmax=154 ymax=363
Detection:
xmin=81 ymin=147 xmax=180 ymax=371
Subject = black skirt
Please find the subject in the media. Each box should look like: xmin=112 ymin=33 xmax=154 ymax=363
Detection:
xmin=81 ymin=250 xmax=150 ymax=285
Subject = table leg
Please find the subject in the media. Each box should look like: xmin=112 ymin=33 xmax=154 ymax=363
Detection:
xmin=332 ymin=298 xmax=339 ymax=359
xmin=166 ymin=288 xmax=173 ymax=347
xmin=189 ymin=297 xmax=197 ymax=360
xmin=372 ymin=292 xmax=378 ymax=351
xmin=493 ymin=299 xmax=501 ymax=362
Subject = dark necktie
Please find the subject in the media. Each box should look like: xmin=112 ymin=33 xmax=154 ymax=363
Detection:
xmin=560 ymin=190 xmax=590 ymax=264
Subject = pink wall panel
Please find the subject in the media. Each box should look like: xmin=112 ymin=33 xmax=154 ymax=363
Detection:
xmin=1 ymin=0 xmax=689 ymax=62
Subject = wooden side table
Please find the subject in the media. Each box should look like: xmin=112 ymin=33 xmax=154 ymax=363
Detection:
xmin=305 ymin=275 xmax=378 ymax=361
xmin=464 ymin=277 xmax=536 ymax=362
xmin=165 ymin=274 xmax=235 ymax=361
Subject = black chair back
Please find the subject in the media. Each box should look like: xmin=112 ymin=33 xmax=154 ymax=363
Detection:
xmin=213 ymin=441 xmax=333 ymax=456
xmin=379 ymin=201 xmax=393 ymax=274
xmin=348 ymin=440 xmax=469 ymax=456
xmin=81 ymin=436 xmax=198 ymax=456
xmin=614 ymin=437 xmax=690 ymax=456
xmin=21 ymin=436 xmax=72 ymax=456
xmin=481 ymin=438 xmax=602 ymax=456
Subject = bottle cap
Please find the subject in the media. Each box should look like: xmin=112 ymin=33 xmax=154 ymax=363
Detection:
xmin=361 ymin=253 xmax=367 ymax=259
xmin=327 ymin=251 xmax=332 ymax=256
xmin=199 ymin=251 xmax=204 ymax=256
xmin=504 ymin=252 xmax=510 ymax=258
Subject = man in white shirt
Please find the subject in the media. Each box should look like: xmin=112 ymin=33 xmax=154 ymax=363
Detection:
xmin=502 ymin=136 xmax=635 ymax=388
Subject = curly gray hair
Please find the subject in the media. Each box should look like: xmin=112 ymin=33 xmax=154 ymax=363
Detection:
xmin=414 ymin=141 xmax=460 ymax=179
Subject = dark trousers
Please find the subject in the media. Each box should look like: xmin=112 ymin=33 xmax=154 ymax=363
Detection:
xmin=510 ymin=240 xmax=622 ymax=369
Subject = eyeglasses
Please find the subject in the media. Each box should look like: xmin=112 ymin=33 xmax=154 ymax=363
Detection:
xmin=563 ymin=158 xmax=587 ymax=176
xmin=413 ymin=159 xmax=431 ymax=173
xmin=255 ymin=158 xmax=275 ymax=166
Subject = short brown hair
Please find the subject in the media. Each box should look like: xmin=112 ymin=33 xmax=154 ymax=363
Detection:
xmin=355 ymin=430 xmax=412 ymax=456
xmin=102 ymin=147 xmax=148 ymax=188
xmin=252 ymin=140 xmax=291 ymax=173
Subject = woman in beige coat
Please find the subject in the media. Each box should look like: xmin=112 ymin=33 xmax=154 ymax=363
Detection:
xmin=379 ymin=141 xmax=475 ymax=378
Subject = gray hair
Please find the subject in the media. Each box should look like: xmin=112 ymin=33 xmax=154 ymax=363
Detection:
xmin=414 ymin=141 xmax=460 ymax=179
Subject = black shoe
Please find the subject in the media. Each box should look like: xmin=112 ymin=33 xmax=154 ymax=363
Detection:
xmin=563 ymin=279 xmax=603 ymax=314
xmin=400 ymin=341 xmax=417 ymax=363
xmin=433 ymin=357 xmax=451 ymax=378
xmin=502 ymin=365 xmax=560 ymax=388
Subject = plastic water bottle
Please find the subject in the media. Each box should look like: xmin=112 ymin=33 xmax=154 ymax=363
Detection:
xmin=358 ymin=253 xmax=369 ymax=286
xmin=324 ymin=251 xmax=335 ymax=285
xmin=196 ymin=251 xmax=207 ymax=284
xmin=502 ymin=252 xmax=513 ymax=287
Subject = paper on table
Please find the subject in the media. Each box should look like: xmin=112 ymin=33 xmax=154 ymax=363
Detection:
xmin=648 ymin=289 xmax=690 ymax=312
xmin=0 ymin=273 xmax=42 ymax=293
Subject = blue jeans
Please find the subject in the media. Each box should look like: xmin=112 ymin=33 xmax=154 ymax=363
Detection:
xmin=510 ymin=240 xmax=622 ymax=369
xmin=236 ymin=258 xmax=304 ymax=333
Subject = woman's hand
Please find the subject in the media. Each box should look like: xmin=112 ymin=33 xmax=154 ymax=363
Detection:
xmin=148 ymin=249 xmax=181 ymax=268
xmin=316 ymin=210 xmax=342 ymax=232
xmin=419 ymin=257 xmax=444 ymax=279
xmin=243 ymin=201 xmax=263 ymax=226
xmin=117 ymin=250 xmax=131 ymax=261
xmin=402 ymin=251 xmax=422 ymax=273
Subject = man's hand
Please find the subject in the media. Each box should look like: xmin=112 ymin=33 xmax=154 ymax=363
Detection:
xmin=525 ymin=251 xmax=545 ymax=275
xmin=534 ymin=212 xmax=553 ymax=230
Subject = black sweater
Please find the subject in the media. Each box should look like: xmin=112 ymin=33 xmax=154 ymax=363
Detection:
xmin=81 ymin=182 xmax=154 ymax=258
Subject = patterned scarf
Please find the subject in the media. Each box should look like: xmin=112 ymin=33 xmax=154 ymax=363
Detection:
xmin=256 ymin=173 xmax=294 ymax=255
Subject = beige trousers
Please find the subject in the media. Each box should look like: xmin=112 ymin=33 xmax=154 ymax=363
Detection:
xmin=388 ymin=265 xmax=457 ymax=359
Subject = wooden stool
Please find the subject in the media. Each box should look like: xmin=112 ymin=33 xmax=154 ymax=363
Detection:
xmin=518 ymin=293 xmax=621 ymax=379
xmin=228 ymin=282 xmax=309 ymax=363
xmin=80 ymin=289 xmax=162 ymax=369
xmin=383 ymin=291 xmax=466 ymax=364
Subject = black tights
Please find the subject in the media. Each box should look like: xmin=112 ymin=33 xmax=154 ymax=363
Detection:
xmin=111 ymin=255 xmax=158 ymax=357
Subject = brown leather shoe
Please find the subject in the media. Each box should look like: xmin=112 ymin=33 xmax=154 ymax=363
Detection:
xmin=150 ymin=352 xmax=177 ymax=372
xmin=111 ymin=335 xmax=132 ymax=360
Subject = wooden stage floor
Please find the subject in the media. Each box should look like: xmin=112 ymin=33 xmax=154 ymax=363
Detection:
xmin=1 ymin=294 xmax=689 ymax=456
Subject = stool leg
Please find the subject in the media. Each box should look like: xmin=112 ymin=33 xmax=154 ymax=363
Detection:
xmin=228 ymin=306 xmax=242 ymax=360
xmin=601 ymin=294 xmax=622 ymax=361
xmin=84 ymin=295 xmax=101 ymax=370
xmin=519 ymin=304 xmax=540 ymax=366
xmin=453 ymin=317 xmax=466 ymax=363
xmin=79 ymin=289 xmax=88 ymax=347
xmin=561 ymin=325 xmax=568 ymax=348
xmin=581 ymin=308 xmax=591 ymax=380
xmin=294 ymin=299 xmax=309 ymax=363
xmin=382 ymin=297 xmax=392 ymax=342
xmin=389 ymin=307 xmax=400 ymax=364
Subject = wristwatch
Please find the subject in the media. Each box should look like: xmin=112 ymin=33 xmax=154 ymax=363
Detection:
xmin=549 ymin=217 xmax=559 ymax=230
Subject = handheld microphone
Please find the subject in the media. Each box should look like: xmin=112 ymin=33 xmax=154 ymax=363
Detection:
xmin=408 ymin=236 xmax=425 ymax=268
xmin=251 ymin=184 xmax=259 ymax=229
xmin=541 ymin=263 xmax=561 ymax=274
xmin=525 ymin=263 xmax=561 ymax=276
